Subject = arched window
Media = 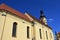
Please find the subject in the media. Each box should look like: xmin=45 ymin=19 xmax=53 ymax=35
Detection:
xmin=27 ymin=26 xmax=29 ymax=38
xmin=39 ymin=29 xmax=42 ymax=39
xmin=12 ymin=22 xmax=17 ymax=37
xmin=46 ymin=31 xmax=48 ymax=39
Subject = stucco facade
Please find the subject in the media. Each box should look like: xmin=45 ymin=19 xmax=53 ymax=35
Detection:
xmin=0 ymin=3 xmax=54 ymax=40
xmin=25 ymin=13 xmax=54 ymax=40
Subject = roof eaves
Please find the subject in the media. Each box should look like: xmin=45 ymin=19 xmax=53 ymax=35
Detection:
xmin=0 ymin=3 xmax=31 ymax=22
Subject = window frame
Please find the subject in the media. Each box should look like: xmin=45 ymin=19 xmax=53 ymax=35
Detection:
xmin=12 ymin=22 xmax=17 ymax=37
xmin=27 ymin=26 xmax=30 ymax=38
xmin=46 ymin=31 xmax=48 ymax=39
xmin=39 ymin=29 xmax=42 ymax=39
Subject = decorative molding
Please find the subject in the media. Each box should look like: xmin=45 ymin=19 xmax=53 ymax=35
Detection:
xmin=31 ymin=21 xmax=35 ymax=26
xmin=2 ymin=14 xmax=6 ymax=16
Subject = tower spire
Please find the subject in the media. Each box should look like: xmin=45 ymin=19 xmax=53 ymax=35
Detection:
xmin=40 ymin=10 xmax=45 ymax=18
xmin=39 ymin=10 xmax=47 ymax=25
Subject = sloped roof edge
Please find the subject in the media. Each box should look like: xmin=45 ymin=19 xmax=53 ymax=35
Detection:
xmin=25 ymin=13 xmax=52 ymax=29
xmin=0 ymin=3 xmax=52 ymax=29
xmin=0 ymin=3 xmax=30 ymax=22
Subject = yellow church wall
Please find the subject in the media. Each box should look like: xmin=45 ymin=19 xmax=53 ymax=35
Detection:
xmin=1 ymin=12 xmax=32 ymax=40
xmin=24 ymin=13 xmax=54 ymax=40
xmin=49 ymin=29 xmax=54 ymax=40
xmin=33 ymin=21 xmax=54 ymax=40
xmin=43 ymin=25 xmax=50 ymax=40
xmin=0 ymin=11 xmax=54 ymax=40
xmin=43 ymin=25 xmax=54 ymax=40
xmin=34 ymin=22 xmax=43 ymax=40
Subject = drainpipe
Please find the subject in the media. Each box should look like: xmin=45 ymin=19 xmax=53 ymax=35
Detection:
xmin=1 ymin=12 xmax=7 ymax=40
xmin=31 ymin=21 xmax=36 ymax=40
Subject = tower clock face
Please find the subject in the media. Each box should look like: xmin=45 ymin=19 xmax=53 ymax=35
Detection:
xmin=43 ymin=18 xmax=47 ymax=22
xmin=43 ymin=18 xmax=47 ymax=25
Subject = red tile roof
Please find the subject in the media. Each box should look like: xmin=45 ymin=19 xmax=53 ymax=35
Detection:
xmin=0 ymin=3 xmax=52 ymax=29
xmin=0 ymin=3 xmax=30 ymax=21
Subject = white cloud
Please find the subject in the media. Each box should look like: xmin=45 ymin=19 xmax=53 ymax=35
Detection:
xmin=48 ymin=19 xmax=53 ymax=21
xmin=47 ymin=18 xmax=54 ymax=22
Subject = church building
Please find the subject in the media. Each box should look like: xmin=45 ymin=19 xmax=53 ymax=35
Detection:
xmin=0 ymin=3 xmax=54 ymax=40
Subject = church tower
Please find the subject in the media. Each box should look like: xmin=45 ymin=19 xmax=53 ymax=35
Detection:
xmin=39 ymin=10 xmax=47 ymax=25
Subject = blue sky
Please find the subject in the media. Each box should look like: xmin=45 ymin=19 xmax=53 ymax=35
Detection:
xmin=0 ymin=0 xmax=60 ymax=33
